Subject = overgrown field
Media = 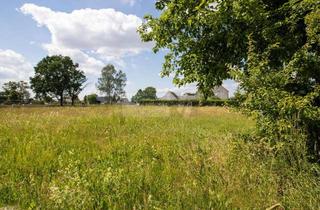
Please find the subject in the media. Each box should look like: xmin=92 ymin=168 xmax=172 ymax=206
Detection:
xmin=0 ymin=106 xmax=319 ymax=209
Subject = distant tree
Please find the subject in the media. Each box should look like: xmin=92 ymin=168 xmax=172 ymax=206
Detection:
xmin=131 ymin=89 xmax=144 ymax=103
xmin=114 ymin=70 xmax=127 ymax=102
xmin=85 ymin=94 xmax=98 ymax=104
xmin=143 ymin=87 xmax=157 ymax=100
xmin=132 ymin=87 xmax=157 ymax=103
xmin=30 ymin=55 xmax=86 ymax=106
xmin=96 ymin=64 xmax=127 ymax=103
xmin=0 ymin=92 xmax=6 ymax=104
xmin=2 ymin=81 xmax=30 ymax=103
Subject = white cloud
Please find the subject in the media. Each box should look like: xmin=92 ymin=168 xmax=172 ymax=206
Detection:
xmin=0 ymin=49 xmax=33 ymax=86
xmin=20 ymin=3 xmax=151 ymax=75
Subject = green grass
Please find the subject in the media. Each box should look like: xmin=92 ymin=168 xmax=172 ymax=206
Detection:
xmin=0 ymin=106 xmax=319 ymax=209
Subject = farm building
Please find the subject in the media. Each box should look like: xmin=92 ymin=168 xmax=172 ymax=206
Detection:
xmin=213 ymin=86 xmax=229 ymax=100
xmin=96 ymin=96 xmax=129 ymax=104
xmin=96 ymin=96 xmax=109 ymax=104
xmin=179 ymin=93 xmax=199 ymax=100
xmin=160 ymin=91 xmax=179 ymax=100
xmin=160 ymin=86 xmax=229 ymax=100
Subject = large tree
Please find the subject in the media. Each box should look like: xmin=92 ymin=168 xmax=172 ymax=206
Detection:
xmin=96 ymin=64 xmax=127 ymax=103
xmin=30 ymin=55 xmax=86 ymax=106
xmin=2 ymin=81 xmax=30 ymax=104
xmin=139 ymin=0 xmax=248 ymax=99
xmin=140 ymin=0 xmax=320 ymax=160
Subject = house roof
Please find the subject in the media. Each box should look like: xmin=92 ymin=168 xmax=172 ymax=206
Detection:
xmin=96 ymin=96 xmax=109 ymax=102
xmin=160 ymin=86 xmax=229 ymax=100
xmin=213 ymin=86 xmax=229 ymax=93
xmin=161 ymin=91 xmax=179 ymax=100
xmin=183 ymin=93 xmax=197 ymax=96
xmin=180 ymin=92 xmax=199 ymax=100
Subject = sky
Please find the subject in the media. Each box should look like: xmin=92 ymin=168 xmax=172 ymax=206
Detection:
xmin=0 ymin=0 xmax=238 ymax=99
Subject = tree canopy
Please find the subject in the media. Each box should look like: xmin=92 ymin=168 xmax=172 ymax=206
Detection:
xmin=30 ymin=55 xmax=86 ymax=106
xmin=2 ymin=81 xmax=30 ymax=104
xmin=96 ymin=64 xmax=127 ymax=103
xmin=131 ymin=86 xmax=157 ymax=103
xmin=140 ymin=0 xmax=320 ymax=160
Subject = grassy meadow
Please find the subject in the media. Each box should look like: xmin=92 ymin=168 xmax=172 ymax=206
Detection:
xmin=0 ymin=106 xmax=319 ymax=209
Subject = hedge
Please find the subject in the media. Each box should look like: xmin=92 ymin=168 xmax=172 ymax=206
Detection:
xmin=138 ymin=99 xmax=230 ymax=106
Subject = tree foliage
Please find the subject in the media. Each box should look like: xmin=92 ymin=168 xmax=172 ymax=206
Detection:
xmin=140 ymin=0 xmax=320 ymax=161
xmin=96 ymin=64 xmax=127 ymax=103
xmin=30 ymin=55 xmax=86 ymax=106
xmin=84 ymin=94 xmax=99 ymax=104
xmin=131 ymin=87 xmax=157 ymax=103
xmin=0 ymin=92 xmax=6 ymax=104
xmin=131 ymin=89 xmax=144 ymax=103
xmin=2 ymin=81 xmax=30 ymax=103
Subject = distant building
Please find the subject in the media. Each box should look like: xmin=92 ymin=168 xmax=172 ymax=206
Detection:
xmin=160 ymin=86 xmax=229 ymax=100
xmin=118 ymin=98 xmax=130 ymax=104
xmin=213 ymin=86 xmax=229 ymax=99
xmin=179 ymin=93 xmax=198 ymax=100
xmin=96 ymin=96 xmax=129 ymax=104
xmin=160 ymin=91 xmax=179 ymax=100
xmin=96 ymin=96 xmax=110 ymax=104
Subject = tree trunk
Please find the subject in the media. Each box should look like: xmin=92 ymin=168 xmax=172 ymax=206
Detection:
xmin=71 ymin=95 xmax=75 ymax=106
xmin=203 ymin=92 xmax=208 ymax=101
xmin=60 ymin=94 xmax=64 ymax=106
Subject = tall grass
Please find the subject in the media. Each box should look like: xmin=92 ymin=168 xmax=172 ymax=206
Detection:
xmin=0 ymin=106 xmax=319 ymax=209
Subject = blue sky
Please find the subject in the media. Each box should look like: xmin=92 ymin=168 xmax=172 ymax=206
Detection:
xmin=0 ymin=0 xmax=237 ymax=99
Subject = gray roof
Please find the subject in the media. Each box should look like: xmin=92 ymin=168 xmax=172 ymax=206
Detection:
xmin=160 ymin=91 xmax=179 ymax=100
xmin=213 ymin=86 xmax=229 ymax=93
xmin=179 ymin=93 xmax=199 ymax=100
xmin=96 ymin=96 xmax=109 ymax=102
xmin=160 ymin=86 xmax=229 ymax=101
xmin=213 ymin=86 xmax=229 ymax=99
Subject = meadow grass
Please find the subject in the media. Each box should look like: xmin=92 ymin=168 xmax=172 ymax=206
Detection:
xmin=0 ymin=106 xmax=319 ymax=209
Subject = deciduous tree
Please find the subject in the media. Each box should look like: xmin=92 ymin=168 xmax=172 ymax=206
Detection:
xmin=2 ymin=81 xmax=30 ymax=103
xmin=96 ymin=64 xmax=127 ymax=103
xmin=30 ymin=55 xmax=86 ymax=106
xmin=139 ymin=0 xmax=320 ymax=160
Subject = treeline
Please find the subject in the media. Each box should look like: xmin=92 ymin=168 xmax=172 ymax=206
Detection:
xmin=0 ymin=56 xmax=127 ymax=106
xmin=0 ymin=81 xmax=30 ymax=105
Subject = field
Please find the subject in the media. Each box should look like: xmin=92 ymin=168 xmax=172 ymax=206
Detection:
xmin=0 ymin=106 xmax=319 ymax=209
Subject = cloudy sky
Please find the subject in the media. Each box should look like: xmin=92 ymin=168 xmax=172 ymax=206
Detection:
xmin=0 ymin=0 xmax=237 ymax=98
